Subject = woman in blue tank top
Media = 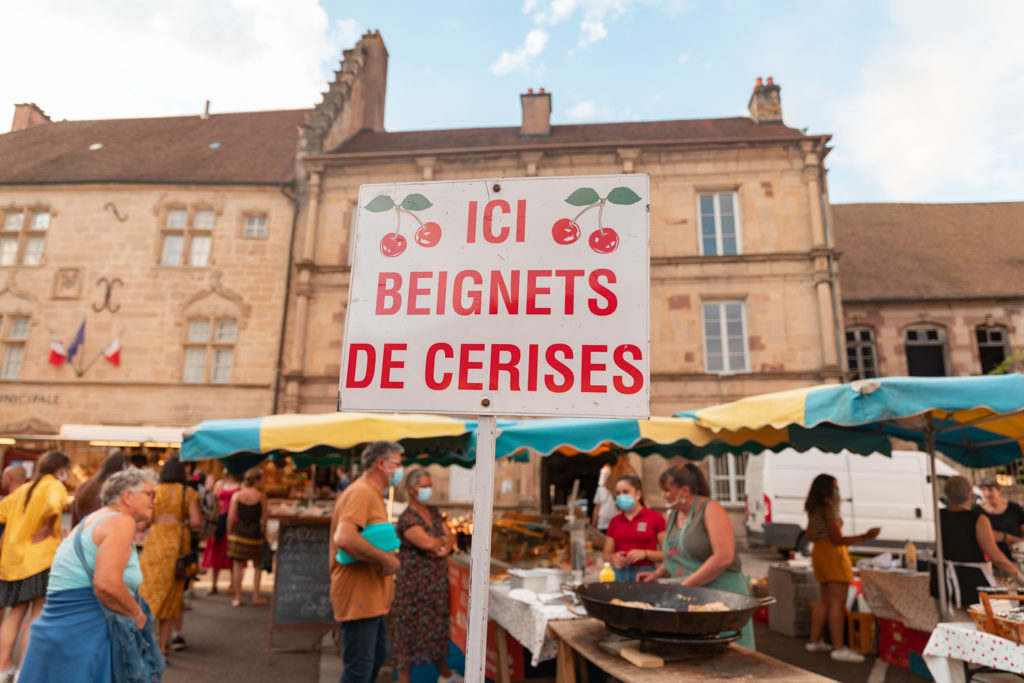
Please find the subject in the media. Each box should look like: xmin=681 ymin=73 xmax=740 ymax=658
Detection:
xmin=18 ymin=468 xmax=165 ymax=682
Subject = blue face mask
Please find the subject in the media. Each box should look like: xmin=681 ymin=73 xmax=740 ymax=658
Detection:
xmin=833 ymin=489 xmax=840 ymax=500
xmin=416 ymin=487 xmax=433 ymax=504
xmin=386 ymin=464 xmax=404 ymax=487
xmin=616 ymin=494 xmax=636 ymax=512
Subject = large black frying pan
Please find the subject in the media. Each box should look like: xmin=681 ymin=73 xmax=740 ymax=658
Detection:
xmin=569 ymin=582 xmax=774 ymax=637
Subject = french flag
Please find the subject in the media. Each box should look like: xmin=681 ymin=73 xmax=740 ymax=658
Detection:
xmin=104 ymin=335 xmax=121 ymax=367
xmin=48 ymin=335 xmax=66 ymax=367
xmin=66 ymin=320 xmax=85 ymax=363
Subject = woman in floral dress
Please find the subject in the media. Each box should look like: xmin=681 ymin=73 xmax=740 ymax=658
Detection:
xmin=389 ymin=470 xmax=462 ymax=683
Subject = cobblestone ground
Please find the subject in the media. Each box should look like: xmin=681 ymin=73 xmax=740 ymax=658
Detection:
xmin=162 ymin=567 xmax=322 ymax=683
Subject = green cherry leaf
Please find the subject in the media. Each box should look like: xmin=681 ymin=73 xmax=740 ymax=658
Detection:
xmin=401 ymin=193 xmax=433 ymax=211
xmin=564 ymin=188 xmax=601 ymax=206
xmin=606 ymin=187 xmax=642 ymax=205
xmin=365 ymin=195 xmax=395 ymax=212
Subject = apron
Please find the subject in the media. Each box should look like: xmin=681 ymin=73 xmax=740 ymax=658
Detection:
xmin=664 ymin=497 xmax=755 ymax=650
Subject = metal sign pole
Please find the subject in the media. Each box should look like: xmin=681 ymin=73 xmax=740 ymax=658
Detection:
xmin=465 ymin=415 xmax=497 ymax=683
xmin=926 ymin=415 xmax=948 ymax=620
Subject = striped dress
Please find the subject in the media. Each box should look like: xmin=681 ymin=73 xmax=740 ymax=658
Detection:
xmin=226 ymin=500 xmax=263 ymax=562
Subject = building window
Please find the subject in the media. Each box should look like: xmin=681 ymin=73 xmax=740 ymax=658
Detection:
xmin=698 ymin=192 xmax=741 ymax=256
xmin=846 ymin=327 xmax=878 ymax=379
xmin=905 ymin=324 xmax=948 ymax=376
xmin=183 ymin=317 xmax=236 ymax=383
xmin=708 ymin=453 xmax=748 ymax=505
xmin=1 ymin=209 xmax=49 ymax=266
xmin=243 ymin=214 xmax=267 ymax=238
xmin=1 ymin=315 xmax=30 ymax=379
xmin=161 ymin=208 xmax=214 ymax=267
xmin=703 ymin=301 xmax=748 ymax=373
xmin=977 ymin=325 xmax=1009 ymax=374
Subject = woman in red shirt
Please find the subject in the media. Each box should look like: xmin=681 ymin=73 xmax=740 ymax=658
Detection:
xmin=602 ymin=474 xmax=666 ymax=581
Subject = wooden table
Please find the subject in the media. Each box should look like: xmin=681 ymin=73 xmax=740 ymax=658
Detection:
xmin=548 ymin=619 xmax=836 ymax=683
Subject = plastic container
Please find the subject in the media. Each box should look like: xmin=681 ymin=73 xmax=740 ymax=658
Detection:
xmin=334 ymin=522 xmax=400 ymax=565
xmin=599 ymin=563 xmax=615 ymax=583
xmin=904 ymin=540 xmax=917 ymax=569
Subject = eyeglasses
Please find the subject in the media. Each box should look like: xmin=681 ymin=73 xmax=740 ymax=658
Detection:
xmin=133 ymin=490 xmax=156 ymax=500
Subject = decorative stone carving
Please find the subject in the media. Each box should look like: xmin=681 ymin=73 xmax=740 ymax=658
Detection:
xmin=180 ymin=270 xmax=251 ymax=327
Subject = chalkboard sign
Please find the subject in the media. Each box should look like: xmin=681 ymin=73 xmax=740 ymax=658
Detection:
xmin=269 ymin=519 xmax=334 ymax=632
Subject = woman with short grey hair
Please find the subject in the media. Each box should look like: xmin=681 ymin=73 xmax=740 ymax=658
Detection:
xmin=930 ymin=475 xmax=1024 ymax=617
xmin=19 ymin=468 xmax=164 ymax=681
xmin=101 ymin=468 xmax=158 ymax=506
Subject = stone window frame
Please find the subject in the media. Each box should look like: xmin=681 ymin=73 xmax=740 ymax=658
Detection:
xmin=903 ymin=323 xmax=950 ymax=377
xmin=1 ymin=206 xmax=51 ymax=267
xmin=976 ymin=324 xmax=1010 ymax=374
xmin=183 ymin=316 xmax=237 ymax=383
xmin=696 ymin=189 xmax=742 ymax=256
xmin=845 ymin=325 xmax=879 ymax=380
xmin=159 ymin=205 xmax=216 ymax=267
xmin=701 ymin=299 xmax=750 ymax=374
xmin=241 ymin=212 xmax=269 ymax=239
xmin=1 ymin=313 xmax=31 ymax=380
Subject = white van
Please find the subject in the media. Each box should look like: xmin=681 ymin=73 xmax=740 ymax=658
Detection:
xmin=744 ymin=448 xmax=961 ymax=554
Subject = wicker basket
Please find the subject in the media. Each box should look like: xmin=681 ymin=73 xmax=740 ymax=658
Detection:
xmin=977 ymin=593 xmax=1024 ymax=643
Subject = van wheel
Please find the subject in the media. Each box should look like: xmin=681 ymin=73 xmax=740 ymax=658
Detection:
xmin=796 ymin=532 xmax=811 ymax=556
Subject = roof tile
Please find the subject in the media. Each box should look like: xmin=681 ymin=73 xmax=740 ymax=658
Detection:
xmin=0 ymin=109 xmax=309 ymax=185
xmin=833 ymin=202 xmax=1024 ymax=301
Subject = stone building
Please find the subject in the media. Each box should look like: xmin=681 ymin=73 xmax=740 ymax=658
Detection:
xmin=279 ymin=32 xmax=842 ymax=508
xmin=0 ymin=30 xmax=844 ymax=513
xmin=835 ymin=202 xmax=1024 ymax=379
xmin=0 ymin=102 xmax=305 ymax=460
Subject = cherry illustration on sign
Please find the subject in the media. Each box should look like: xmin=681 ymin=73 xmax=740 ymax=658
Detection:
xmin=551 ymin=186 xmax=642 ymax=254
xmin=364 ymin=193 xmax=441 ymax=257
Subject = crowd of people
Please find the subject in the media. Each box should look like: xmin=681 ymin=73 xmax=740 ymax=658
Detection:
xmin=3 ymin=440 xmax=1023 ymax=683
xmin=0 ymin=449 xmax=269 ymax=682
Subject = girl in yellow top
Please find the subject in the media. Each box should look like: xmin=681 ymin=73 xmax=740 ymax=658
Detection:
xmin=0 ymin=451 xmax=70 ymax=682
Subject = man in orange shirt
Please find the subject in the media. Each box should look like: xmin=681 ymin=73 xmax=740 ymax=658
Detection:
xmin=330 ymin=441 xmax=403 ymax=683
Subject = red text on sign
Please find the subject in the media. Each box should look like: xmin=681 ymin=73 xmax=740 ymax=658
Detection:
xmin=375 ymin=269 xmax=617 ymax=317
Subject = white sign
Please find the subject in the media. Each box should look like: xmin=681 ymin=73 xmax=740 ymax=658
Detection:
xmin=339 ymin=174 xmax=650 ymax=418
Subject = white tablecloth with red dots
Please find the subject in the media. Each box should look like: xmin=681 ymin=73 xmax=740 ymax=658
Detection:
xmin=923 ymin=621 xmax=1024 ymax=683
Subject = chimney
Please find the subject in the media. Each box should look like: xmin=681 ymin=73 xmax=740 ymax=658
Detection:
xmin=313 ymin=30 xmax=389 ymax=152
xmin=520 ymin=88 xmax=551 ymax=137
xmin=201 ymin=100 xmax=211 ymax=120
xmin=748 ymin=76 xmax=782 ymax=125
xmin=11 ymin=103 xmax=52 ymax=132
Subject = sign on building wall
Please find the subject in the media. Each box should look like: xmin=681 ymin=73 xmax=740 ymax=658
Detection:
xmin=338 ymin=174 xmax=650 ymax=418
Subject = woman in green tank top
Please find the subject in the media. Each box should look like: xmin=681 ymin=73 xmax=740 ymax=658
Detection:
xmin=638 ymin=463 xmax=754 ymax=650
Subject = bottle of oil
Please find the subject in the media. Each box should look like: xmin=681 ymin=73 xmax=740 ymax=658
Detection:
xmin=599 ymin=562 xmax=616 ymax=583
xmin=905 ymin=539 xmax=917 ymax=570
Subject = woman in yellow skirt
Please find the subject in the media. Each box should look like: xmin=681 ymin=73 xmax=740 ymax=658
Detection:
xmin=139 ymin=456 xmax=200 ymax=655
xmin=804 ymin=474 xmax=880 ymax=663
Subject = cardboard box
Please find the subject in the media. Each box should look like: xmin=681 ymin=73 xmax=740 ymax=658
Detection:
xmin=767 ymin=564 xmax=818 ymax=637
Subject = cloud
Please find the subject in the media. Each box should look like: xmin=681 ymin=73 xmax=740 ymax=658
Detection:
xmin=578 ymin=20 xmax=607 ymax=46
xmin=565 ymin=99 xmax=612 ymax=122
xmin=0 ymin=0 xmax=349 ymax=121
xmin=837 ymin=0 xmax=1024 ymax=199
xmin=527 ymin=0 xmax=631 ymax=49
xmin=491 ymin=28 xmax=550 ymax=75
xmin=678 ymin=53 xmax=690 ymax=64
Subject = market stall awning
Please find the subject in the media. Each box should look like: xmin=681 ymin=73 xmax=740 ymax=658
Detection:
xmin=180 ymin=412 xmax=488 ymax=471
xmin=58 ymin=424 xmax=184 ymax=446
xmin=678 ymin=375 xmax=1024 ymax=468
xmin=492 ymin=415 xmax=891 ymax=460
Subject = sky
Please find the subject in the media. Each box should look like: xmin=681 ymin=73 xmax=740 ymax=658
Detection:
xmin=2 ymin=0 xmax=1022 ymax=204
